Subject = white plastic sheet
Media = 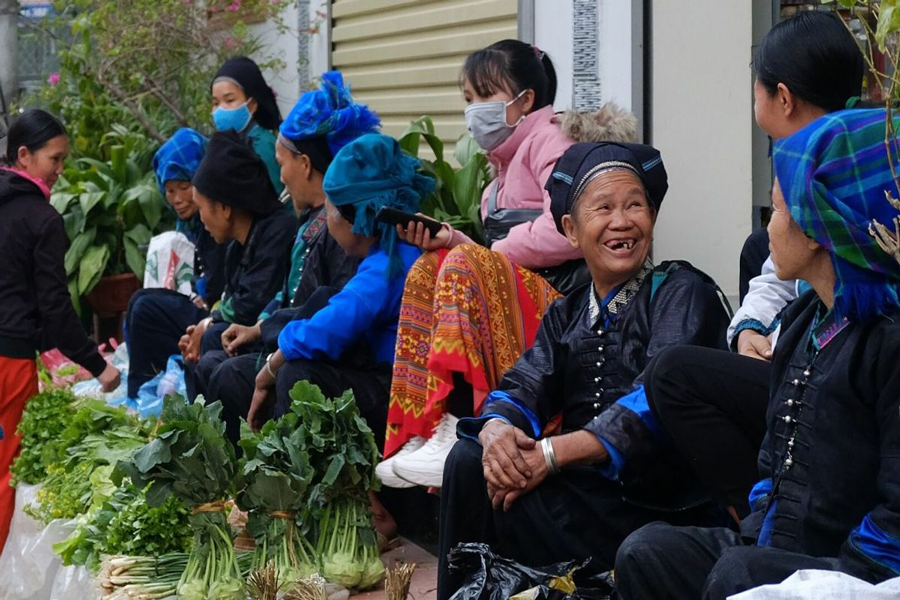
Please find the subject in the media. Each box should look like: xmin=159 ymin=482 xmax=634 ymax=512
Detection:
xmin=50 ymin=565 xmax=101 ymax=600
xmin=143 ymin=231 xmax=195 ymax=296
xmin=0 ymin=485 xmax=76 ymax=600
xmin=729 ymin=569 xmax=900 ymax=600
xmin=72 ymin=343 xmax=129 ymax=406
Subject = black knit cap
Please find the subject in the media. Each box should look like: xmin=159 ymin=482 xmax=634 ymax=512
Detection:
xmin=192 ymin=131 xmax=281 ymax=216
xmin=546 ymin=142 xmax=668 ymax=234
xmin=213 ymin=56 xmax=282 ymax=131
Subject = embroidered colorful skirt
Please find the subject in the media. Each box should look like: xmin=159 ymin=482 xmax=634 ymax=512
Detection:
xmin=384 ymin=244 xmax=561 ymax=456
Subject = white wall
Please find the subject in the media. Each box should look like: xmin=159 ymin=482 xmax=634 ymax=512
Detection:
xmin=250 ymin=1 xmax=302 ymax=117
xmin=534 ymin=0 xmax=636 ymax=114
xmin=598 ymin=0 xmax=635 ymax=112
xmin=650 ymin=0 xmax=754 ymax=303
xmin=534 ymin=0 xmax=573 ymax=111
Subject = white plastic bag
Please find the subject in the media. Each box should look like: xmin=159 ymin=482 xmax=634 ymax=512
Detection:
xmin=729 ymin=569 xmax=900 ymax=600
xmin=0 ymin=485 xmax=77 ymax=600
xmin=143 ymin=231 xmax=195 ymax=296
xmin=72 ymin=343 xmax=130 ymax=407
xmin=50 ymin=565 xmax=101 ymax=600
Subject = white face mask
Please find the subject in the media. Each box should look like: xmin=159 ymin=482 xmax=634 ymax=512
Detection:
xmin=464 ymin=90 xmax=528 ymax=152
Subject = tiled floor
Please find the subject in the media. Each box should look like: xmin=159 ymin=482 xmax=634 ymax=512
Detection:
xmin=354 ymin=539 xmax=438 ymax=600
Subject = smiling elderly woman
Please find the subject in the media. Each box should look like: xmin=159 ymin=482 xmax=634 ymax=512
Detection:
xmin=436 ymin=142 xmax=733 ymax=599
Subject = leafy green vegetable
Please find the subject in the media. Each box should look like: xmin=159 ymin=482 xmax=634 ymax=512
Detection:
xmin=286 ymin=382 xmax=384 ymax=590
xmin=24 ymin=401 xmax=150 ymax=526
xmin=10 ymin=387 xmax=78 ymax=485
xmin=54 ymin=484 xmax=193 ymax=572
xmin=25 ymin=461 xmax=94 ymax=524
xmin=237 ymin=411 xmax=318 ymax=587
xmin=120 ymin=396 xmax=243 ymax=599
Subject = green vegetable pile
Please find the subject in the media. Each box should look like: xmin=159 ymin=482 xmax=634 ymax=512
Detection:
xmin=24 ymin=400 xmax=150 ymax=524
xmin=290 ymin=382 xmax=384 ymax=590
xmin=10 ymin=387 xmax=78 ymax=485
xmin=53 ymin=484 xmax=192 ymax=572
xmin=236 ymin=410 xmax=317 ymax=587
xmin=121 ymin=397 xmax=244 ymax=600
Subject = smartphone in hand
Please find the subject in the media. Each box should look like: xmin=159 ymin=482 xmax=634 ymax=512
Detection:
xmin=375 ymin=207 xmax=443 ymax=237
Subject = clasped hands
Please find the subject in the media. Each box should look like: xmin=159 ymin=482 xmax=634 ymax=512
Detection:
xmin=478 ymin=420 xmax=551 ymax=512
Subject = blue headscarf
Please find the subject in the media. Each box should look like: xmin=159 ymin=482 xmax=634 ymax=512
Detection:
xmin=279 ymin=71 xmax=381 ymax=158
xmin=323 ymin=133 xmax=435 ymax=277
xmin=153 ymin=128 xmax=208 ymax=242
xmin=773 ymin=108 xmax=900 ymax=322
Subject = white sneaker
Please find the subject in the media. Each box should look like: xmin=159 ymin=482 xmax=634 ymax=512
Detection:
xmin=391 ymin=414 xmax=460 ymax=488
xmin=376 ymin=436 xmax=426 ymax=488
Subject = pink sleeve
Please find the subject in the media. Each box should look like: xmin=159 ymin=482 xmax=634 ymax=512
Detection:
xmin=446 ymin=226 xmax=475 ymax=249
xmin=490 ymin=156 xmax=582 ymax=270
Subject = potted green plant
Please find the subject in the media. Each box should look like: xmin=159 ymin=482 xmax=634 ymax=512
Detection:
xmin=50 ymin=140 xmax=172 ymax=316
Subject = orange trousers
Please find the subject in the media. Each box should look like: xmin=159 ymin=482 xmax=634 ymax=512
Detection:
xmin=0 ymin=356 xmax=38 ymax=554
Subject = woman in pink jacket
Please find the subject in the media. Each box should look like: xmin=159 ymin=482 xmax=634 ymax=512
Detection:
xmin=379 ymin=40 xmax=587 ymax=488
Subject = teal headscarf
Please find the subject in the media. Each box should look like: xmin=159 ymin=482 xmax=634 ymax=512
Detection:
xmin=323 ymin=133 xmax=435 ymax=276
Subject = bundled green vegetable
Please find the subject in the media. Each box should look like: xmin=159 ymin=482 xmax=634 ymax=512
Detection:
xmin=99 ymin=553 xmax=189 ymax=600
xmin=54 ymin=484 xmax=192 ymax=572
xmin=288 ymin=382 xmax=385 ymax=590
xmin=121 ymin=397 xmax=243 ymax=600
xmin=10 ymin=387 xmax=78 ymax=485
xmin=237 ymin=413 xmax=318 ymax=587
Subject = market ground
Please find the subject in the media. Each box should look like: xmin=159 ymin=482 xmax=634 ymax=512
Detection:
xmin=357 ymin=539 xmax=438 ymax=600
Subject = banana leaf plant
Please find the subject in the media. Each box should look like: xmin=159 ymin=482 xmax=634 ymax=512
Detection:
xmin=399 ymin=116 xmax=491 ymax=244
xmin=50 ymin=143 xmax=172 ymax=310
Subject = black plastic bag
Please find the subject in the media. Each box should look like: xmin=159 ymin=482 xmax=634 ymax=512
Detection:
xmin=447 ymin=542 xmax=615 ymax=600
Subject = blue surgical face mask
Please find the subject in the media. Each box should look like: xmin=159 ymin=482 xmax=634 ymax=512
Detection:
xmin=213 ymin=101 xmax=253 ymax=133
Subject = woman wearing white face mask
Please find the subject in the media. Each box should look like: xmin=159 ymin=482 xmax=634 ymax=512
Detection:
xmin=379 ymin=39 xmax=640 ymax=489
xmin=211 ymin=56 xmax=285 ymax=196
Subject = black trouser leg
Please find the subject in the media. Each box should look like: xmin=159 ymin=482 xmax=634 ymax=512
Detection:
xmin=645 ymin=345 xmax=771 ymax=514
xmin=437 ymin=438 xmax=495 ymax=600
xmin=189 ymin=350 xmax=230 ymax=403
xmin=207 ymin=353 xmax=261 ymax=447
xmin=615 ymin=522 xmax=743 ymax=600
xmin=126 ymin=289 xmax=206 ymax=397
xmin=702 ymin=545 xmax=839 ymax=600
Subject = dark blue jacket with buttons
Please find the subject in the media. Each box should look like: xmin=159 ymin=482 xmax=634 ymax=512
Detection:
xmin=743 ymin=290 xmax=900 ymax=583
xmin=459 ymin=260 xmax=731 ymax=510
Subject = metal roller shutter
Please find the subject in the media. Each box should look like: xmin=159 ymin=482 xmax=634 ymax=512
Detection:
xmin=331 ymin=0 xmax=518 ymax=160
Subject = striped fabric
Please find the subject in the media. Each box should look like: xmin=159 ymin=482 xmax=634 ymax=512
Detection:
xmin=773 ymin=108 xmax=900 ymax=321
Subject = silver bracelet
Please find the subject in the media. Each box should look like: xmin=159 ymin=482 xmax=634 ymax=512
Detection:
xmin=264 ymin=353 xmax=277 ymax=379
xmin=540 ymin=437 xmax=560 ymax=475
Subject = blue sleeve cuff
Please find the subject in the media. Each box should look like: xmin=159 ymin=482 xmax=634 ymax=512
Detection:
xmin=849 ymin=514 xmax=900 ymax=575
xmin=748 ymin=478 xmax=773 ymax=511
xmin=596 ymin=436 xmax=625 ymax=481
xmin=731 ymin=318 xmax=776 ymax=351
xmin=481 ymin=391 xmax=541 ymax=437
xmin=457 ymin=414 xmax=513 ymax=443
xmin=615 ymin=385 xmax=664 ymax=439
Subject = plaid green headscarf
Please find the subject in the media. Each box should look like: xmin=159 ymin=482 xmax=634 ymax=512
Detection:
xmin=773 ymin=108 xmax=900 ymax=322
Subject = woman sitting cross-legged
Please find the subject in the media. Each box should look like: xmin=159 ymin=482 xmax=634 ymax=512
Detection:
xmin=245 ymin=133 xmax=431 ymax=450
xmin=437 ymin=142 xmax=732 ymax=600
xmin=615 ymin=108 xmax=900 ymax=600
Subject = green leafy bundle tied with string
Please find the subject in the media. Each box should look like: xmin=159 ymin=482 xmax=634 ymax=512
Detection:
xmin=237 ymin=411 xmax=318 ymax=589
xmin=120 ymin=397 xmax=242 ymax=600
xmin=288 ymin=382 xmax=385 ymax=590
